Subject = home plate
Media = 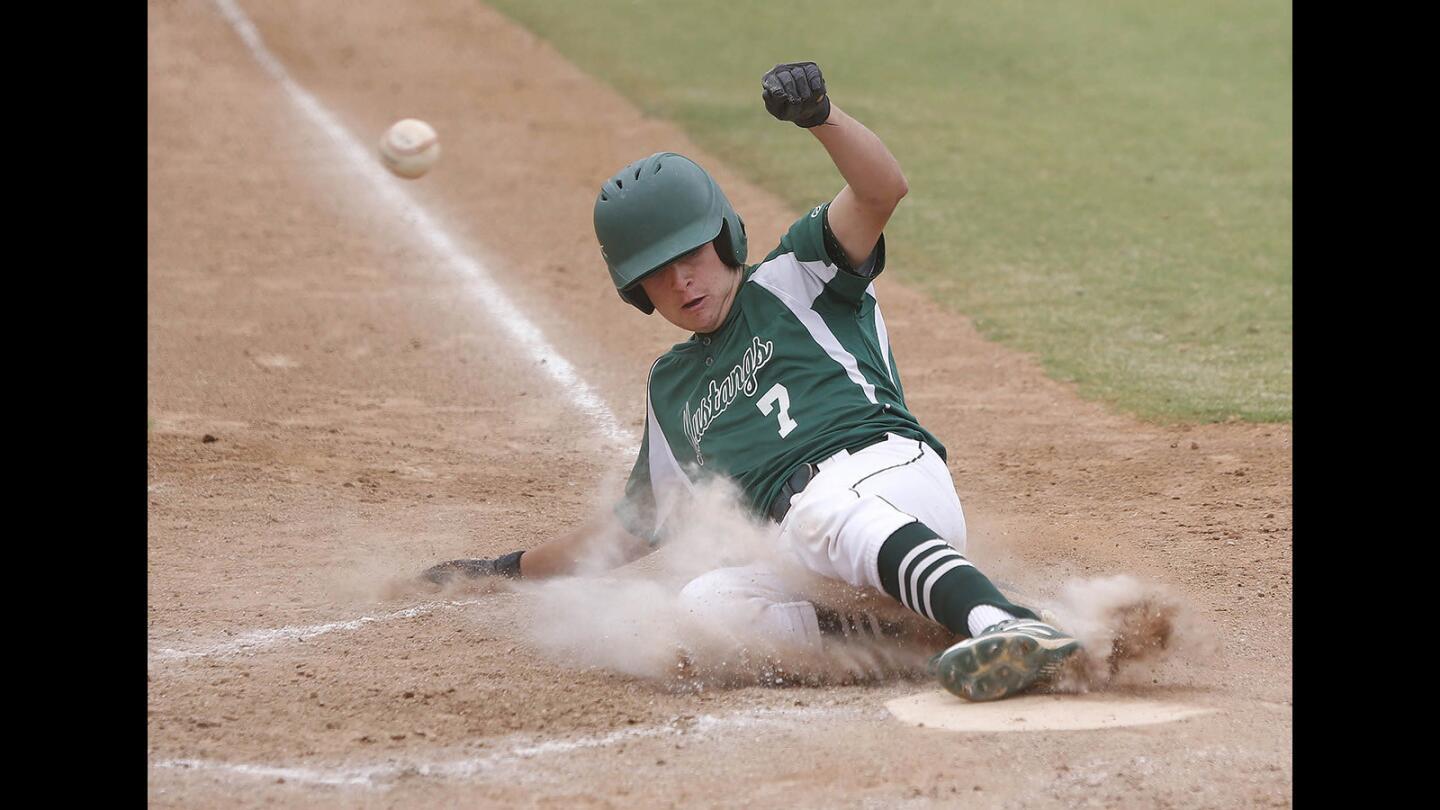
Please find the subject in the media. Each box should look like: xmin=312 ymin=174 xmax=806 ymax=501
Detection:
xmin=885 ymin=691 xmax=1215 ymax=732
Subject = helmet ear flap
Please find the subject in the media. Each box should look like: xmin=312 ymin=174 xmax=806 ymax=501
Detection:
xmin=620 ymin=285 xmax=655 ymax=314
xmin=714 ymin=217 xmax=747 ymax=268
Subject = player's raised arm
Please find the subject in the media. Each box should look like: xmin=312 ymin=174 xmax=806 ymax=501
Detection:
xmin=761 ymin=61 xmax=908 ymax=269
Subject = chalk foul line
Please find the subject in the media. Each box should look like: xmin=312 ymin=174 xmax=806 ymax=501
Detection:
xmin=174 ymin=0 xmax=642 ymax=665
xmin=209 ymin=0 xmax=635 ymax=450
xmin=147 ymin=600 xmax=481 ymax=663
xmin=151 ymin=705 xmax=856 ymax=790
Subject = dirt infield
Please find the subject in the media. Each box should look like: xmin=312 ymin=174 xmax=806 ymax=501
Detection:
xmin=147 ymin=1 xmax=1292 ymax=806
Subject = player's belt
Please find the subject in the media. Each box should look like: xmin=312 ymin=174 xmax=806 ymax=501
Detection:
xmin=767 ymin=433 xmax=893 ymax=524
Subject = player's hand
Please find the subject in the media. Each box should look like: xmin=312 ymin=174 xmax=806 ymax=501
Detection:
xmin=420 ymin=556 xmax=519 ymax=585
xmin=762 ymin=62 xmax=831 ymax=128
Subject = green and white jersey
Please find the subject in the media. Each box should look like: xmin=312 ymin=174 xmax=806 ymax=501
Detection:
xmin=616 ymin=202 xmax=945 ymax=544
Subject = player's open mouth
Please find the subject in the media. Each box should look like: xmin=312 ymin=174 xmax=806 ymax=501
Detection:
xmin=683 ymin=296 xmax=706 ymax=311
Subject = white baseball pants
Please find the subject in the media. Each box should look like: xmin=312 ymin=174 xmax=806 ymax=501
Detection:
xmin=678 ymin=433 xmax=966 ymax=646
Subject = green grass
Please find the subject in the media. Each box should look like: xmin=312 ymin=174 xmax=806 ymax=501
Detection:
xmin=487 ymin=0 xmax=1292 ymax=422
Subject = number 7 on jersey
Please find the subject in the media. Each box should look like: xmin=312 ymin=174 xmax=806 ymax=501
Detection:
xmin=758 ymin=383 xmax=799 ymax=438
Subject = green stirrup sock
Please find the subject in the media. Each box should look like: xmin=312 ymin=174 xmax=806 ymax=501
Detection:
xmin=876 ymin=522 xmax=1036 ymax=637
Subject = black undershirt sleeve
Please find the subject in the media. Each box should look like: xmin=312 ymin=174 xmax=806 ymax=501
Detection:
xmin=821 ymin=208 xmax=879 ymax=278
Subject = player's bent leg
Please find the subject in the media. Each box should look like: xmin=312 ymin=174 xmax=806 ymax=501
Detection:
xmin=778 ymin=438 xmax=1080 ymax=699
xmin=676 ymin=565 xmax=825 ymax=650
xmin=782 ymin=491 xmax=1027 ymax=633
xmin=784 ymin=484 xmax=1080 ymax=700
xmin=875 ymin=521 xmax=1079 ymax=701
xmin=874 ymin=522 xmax=1036 ymax=634
xmin=781 ymin=488 xmax=916 ymax=589
xmin=675 ymin=566 xmax=954 ymax=696
xmin=777 ymin=435 xmax=967 ymax=589
xmin=853 ymin=437 xmax=969 ymax=554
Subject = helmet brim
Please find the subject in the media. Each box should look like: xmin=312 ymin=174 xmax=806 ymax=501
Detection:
xmin=613 ymin=216 xmax=724 ymax=295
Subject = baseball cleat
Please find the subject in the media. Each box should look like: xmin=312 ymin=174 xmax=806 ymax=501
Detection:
xmin=930 ymin=618 xmax=1081 ymax=702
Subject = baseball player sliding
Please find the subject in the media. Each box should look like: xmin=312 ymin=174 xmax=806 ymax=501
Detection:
xmin=425 ymin=62 xmax=1080 ymax=701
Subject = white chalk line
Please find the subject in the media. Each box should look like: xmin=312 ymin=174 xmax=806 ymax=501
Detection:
xmin=148 ymin=600 xmax=480 ymax=663
xmin=152 ymin=705 xmax=855 ymax=791
xmin=210 ymin=0 xmax=635 ymax=451
xmin=175 ymin=0 xmax=639 ymax=662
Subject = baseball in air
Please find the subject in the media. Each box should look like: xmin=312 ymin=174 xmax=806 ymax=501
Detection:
xmin=378 ymin=118 xmax=440 ymax=179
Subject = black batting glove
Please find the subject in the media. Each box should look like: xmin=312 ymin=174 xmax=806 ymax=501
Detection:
xmin=762 ymin=62 xmax=831 ymax=128
xmin=421 ymin=551 xmax=524 ymax=585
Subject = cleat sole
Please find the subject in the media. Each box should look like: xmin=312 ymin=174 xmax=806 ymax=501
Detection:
xmin=933 ymin=629 xmax=1080 ymax=702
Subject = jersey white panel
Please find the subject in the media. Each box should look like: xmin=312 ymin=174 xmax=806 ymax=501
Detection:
xmin=797 ymin=257 xmax=839 ymax=285
xmin=869 ymin=288 xmax=896 ymax=386
xmin=646 ymin=386 xmax=694 ymax=536
xmin=752 ymin=257 xmax=879 ymax=405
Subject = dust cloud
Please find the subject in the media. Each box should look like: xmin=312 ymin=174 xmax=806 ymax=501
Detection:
xmin=515 ymin=479 xmax=949 ymax=690
xmin=1043 ymin=574 xmax=1217 ymax=694
xmin=391 ymin=479 xmax=1210 ymax=697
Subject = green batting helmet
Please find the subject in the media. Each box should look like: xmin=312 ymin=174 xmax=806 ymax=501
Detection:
xmin=593 ymin=152 xmax=747 ymax=314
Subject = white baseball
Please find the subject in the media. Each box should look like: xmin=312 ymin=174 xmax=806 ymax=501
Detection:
xmin=378 ymin=118 xmax=440 ymax=179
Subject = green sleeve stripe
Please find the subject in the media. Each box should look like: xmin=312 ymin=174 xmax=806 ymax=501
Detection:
xmin=751 ymin=255 xmax=881 ymax=405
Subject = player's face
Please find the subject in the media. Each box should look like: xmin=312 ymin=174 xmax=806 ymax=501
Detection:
xmin=639 ymin=241 xmax=743 ymax=333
